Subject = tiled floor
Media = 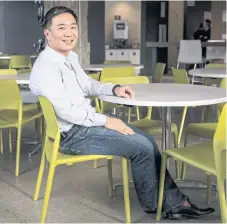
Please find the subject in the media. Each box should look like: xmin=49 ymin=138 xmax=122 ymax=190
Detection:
xmin=0 ymin=75 xmax=222 ymax=223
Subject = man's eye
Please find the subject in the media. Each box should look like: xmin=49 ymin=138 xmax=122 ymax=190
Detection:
xmin=71 ymin=27 xmax=77 ymax=29
xmin=58 ymin=27 xmax=65 ymax=30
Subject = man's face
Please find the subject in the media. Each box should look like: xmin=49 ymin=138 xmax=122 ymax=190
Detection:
xmin=44 ymin=13 xmax=78 ymax=56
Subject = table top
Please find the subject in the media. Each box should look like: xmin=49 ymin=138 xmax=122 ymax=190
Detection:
xmin=98 ymin=83 xmax=226 ymax=107
xmin=0 ymin=55 xmax=38 ymax=59
xmin=146 ymin=41 xmax=226 ymax=48
xmin=188 ymin=67 xmax=226 ymax=78
xmin=0 ymin=73 xmax=30 ymax=84
xmin=82 ymin=64 xmax=144 ymax=72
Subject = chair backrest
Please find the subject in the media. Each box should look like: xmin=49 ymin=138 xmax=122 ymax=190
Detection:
xmin=152 ymin=63 xmax=166 ymax=83
xmin=172 ymin=67 xmax=190 ymax=84
xmin=100 ymin=76 xmax=150 ymax=114
xmin=0 ymin=80 xmax=22 ymax=111
xmin=177 ymin=40 xmax=202 ymax=64
xmin=89 ymin=72 xmax=100 ymax=81
xmin=38 ymin=96 xmax=61 ymax=162
xmin=206 ymin=63 xmax=226 ymax=68
xmin=206 ymin=40 xmax=226 ymax=60
xmin=0 ymin=69 xmax=17 ymax=75
xmin=100 ymin=66 xmax=136 ymax=81
xmin=0 ymin=54 xmax=10 ymax=69
xmin=213 ymin=104 xmax=226 ymax=179
xmin=9 ymin=55 xmax=32 ymax=70
xmin=216 ymin=78 xmax=226 ymax=119
xmin=104 ymin=60 xmax=131 ymax=65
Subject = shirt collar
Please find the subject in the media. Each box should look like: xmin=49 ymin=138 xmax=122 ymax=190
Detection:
xmin=43 ymin=45 xmax=78 ymax=64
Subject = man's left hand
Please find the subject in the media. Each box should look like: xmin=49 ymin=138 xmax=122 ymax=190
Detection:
xmin=114 ymin=85 xmax=135 ymax=98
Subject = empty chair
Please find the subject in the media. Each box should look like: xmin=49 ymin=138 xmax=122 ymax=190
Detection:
xmin=177 ymin=40 xmax=205 ymax=69
xmin=9 ymin=55 xmax=32 ymax=73
xmin=152 ymin=63 xmax=166 ymax=83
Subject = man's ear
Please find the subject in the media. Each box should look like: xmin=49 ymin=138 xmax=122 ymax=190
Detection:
xmin=44 ymin=29 xmax=50 ymax=41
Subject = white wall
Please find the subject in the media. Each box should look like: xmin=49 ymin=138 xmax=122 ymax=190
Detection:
xmin=105 ymin=1 xmax=141 ymax=46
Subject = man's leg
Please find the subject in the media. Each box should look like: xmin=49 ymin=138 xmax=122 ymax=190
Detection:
xmin=60 ymin=124 xmax=186 ymax=212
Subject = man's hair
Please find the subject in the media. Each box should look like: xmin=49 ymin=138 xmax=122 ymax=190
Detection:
xmin=42 ymin=6 xmax=78 ymax=29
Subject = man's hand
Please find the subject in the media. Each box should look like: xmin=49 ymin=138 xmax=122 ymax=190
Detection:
xmin=105 ymin=117 xmax=135 ymax=135
xmin=114 ymin=85 xmax=135 ymax=98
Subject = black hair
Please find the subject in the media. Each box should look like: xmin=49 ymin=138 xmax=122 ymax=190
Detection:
xmin=205 ymin=19 xmax=211 ymax=27
xmin=42 ymin=6 xmax=78 ymax=29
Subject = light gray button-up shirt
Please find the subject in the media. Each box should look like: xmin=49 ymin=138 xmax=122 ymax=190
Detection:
xmin=29 ymin=45 xmax=115 ymax=132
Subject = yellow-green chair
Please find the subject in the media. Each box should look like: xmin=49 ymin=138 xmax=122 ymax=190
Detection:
xmin=0 ymin=80 xmax=43 ymax=176
xmin=89 ymin=72 xmax=101 ymax=81
xmin=182 ymin=78 xmax=226 ymax=180
xmin=104 ymin=60 xmax=131 ymax=65
xmin=93 ymin=76 xmax=149 ymax=169
xmin=156 ymin=104 xmax=227 ymax=223
xmin=152 ymin=63 xmax=166 ymax=83
xmin=0 ymin=68 xmax=17 ymax=75
xmin=99 ymin=67 xmax=137 ymax=119
xmin=0 ymin=54 xmax=10 ymax=69
xmin=100 ymin=66 xmax=136 ymax=81
xmin=9 ymin=55 xmax=32 ymax=73
xmin=33 ymin=96 xmax=131 ymax=223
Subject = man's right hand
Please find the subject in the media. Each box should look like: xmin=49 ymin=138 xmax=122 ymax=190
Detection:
xmin=105 ymin=117 xmax=135 ymax=135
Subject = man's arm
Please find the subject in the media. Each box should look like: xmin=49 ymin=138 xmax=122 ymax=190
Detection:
xmin=29 ymin=65 xmax=107 ymax=127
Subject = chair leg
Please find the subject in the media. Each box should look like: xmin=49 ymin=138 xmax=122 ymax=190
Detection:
xmin=122 ymin=158 xmax=131 ymax=224
xmin=34 ymin=143 xmax=46 ymax=201
xmin=156 ymin=153 xmax=168 ymax=221
xmin=107 ymin=159 xmax=113 ymax=198
xmin=94 ymin=160 xmax=98 ymax=168
xmin=206 ymin=174 xmax=212 ymax=205
xmin=9 ymin=129 xmax=12 ymax=153
xmin=216 ymin=177 xmax=226 ymax=223
xmin=178 ymin=107 xmax=187 ymax=146
xmin=181 ymin=133 xmax=189 ymax=180
xmin=127 ymin=107 xmax=131 ymax=123
xmin=0 ymin=129 xmax=3 ymax=154
xmin=40 ymin=163 xmax=56 ymax=223
xmin=135 ymin=106 xmax=140 ymax=120
xmin=15 ymin=126 xmax=22 ymax=176
xmin=173 ymin=133 xmax=181 ymax=180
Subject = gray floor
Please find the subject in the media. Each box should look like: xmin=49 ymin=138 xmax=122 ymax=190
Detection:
xmin=0 ymin=76 xmax=222 ymax=223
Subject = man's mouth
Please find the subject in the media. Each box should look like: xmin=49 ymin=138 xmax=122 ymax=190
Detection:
xmin=62 ymin=40 xmax=73 ymax=44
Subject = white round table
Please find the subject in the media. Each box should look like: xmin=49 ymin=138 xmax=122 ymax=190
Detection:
xmin=188 ymin=67 xmax=226 ymax=79
xmin=0 ymin=55 xmax=38 ymax=60
xmin=82 ymin=64 xmax=144 ymax=75
xmin=98 ymin=83 xmax=226 ymax=152
xmin=0 ymin=73 xmax=30 ymax=84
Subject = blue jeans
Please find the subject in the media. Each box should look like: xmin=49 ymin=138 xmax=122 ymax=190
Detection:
xmin=60 ymin=124 xmax=187 ymax=212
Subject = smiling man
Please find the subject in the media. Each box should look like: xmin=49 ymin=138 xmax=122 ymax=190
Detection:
xmin=29 ymin=6 xmax=214 ymax=220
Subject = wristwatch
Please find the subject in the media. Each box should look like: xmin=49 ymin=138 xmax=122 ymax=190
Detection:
xmin=112 ymin=84 xmax=121 ymax=96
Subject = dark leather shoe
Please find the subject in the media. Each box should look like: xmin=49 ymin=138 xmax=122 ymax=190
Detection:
xmin=166 ymin=202 xmax=215 ymax=219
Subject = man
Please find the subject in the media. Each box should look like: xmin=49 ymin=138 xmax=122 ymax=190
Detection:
xmin=30 ymin=6 xmax=214 ymax=219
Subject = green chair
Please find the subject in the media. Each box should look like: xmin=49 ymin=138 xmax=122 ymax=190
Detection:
xmin=34 ymin=96 xmax=131 ymax=223
xmin=182 ymin=78 xmax=226 ymax=179
xmin=156 ymin=104 xmax=227 ymax=223
xmin=0 ymin=80 xmax=43 ymax=176
xmin=104 ymin=60 xmax=131 ymax=65
xmin=100 ymin=66 xmax=136 ymax=81
xmin=93 ymin=76 xmax=149 ymax=169
xmin=0 ymin=54 xmax=10 ymax=69
xmin=152 ymin=62 xmax=166 ymax=83
xmin=9 ymin=55 xmax=32 ymax=73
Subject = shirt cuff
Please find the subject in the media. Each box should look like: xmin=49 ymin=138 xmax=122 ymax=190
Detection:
xmin=101 ymin=83 xmax=116 ymax=95
xmin=94 ymin=113 xmax=107 ymax=126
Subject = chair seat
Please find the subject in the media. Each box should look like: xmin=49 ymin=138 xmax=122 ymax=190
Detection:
xmin=186 ymin=123 xmax=217 ymax=139
xmin=165 ymin=141 xmax=226 ymax=176
xmin=130 ymin=118 xmax=178 ymax=135
xmin=46 ymin=148 xmax=113 ymax=165
xmin=0 ymin=109 xmax=43 ymax=128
